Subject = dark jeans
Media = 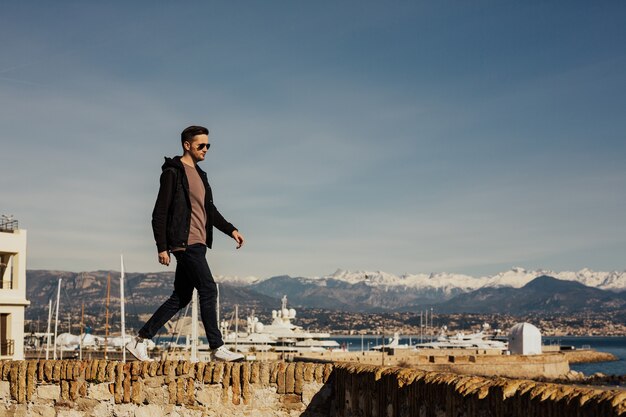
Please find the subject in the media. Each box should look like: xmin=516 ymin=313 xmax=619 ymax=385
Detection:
xmin=138 ymin=244 xmax=223 ymax=349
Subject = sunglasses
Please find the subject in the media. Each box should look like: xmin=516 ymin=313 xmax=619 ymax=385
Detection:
xmin=195 ymin=143 xmax=211 ymax=150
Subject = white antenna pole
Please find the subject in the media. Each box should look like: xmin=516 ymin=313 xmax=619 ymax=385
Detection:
xmin=53 ymin=278 xmax=62 ymax=360
xmin=45 ymin=299 xmax=52 ymax=360
xmin=191 ymin=289 xmax=198 ymax=362
xmin=120 ymin=255 xmax=126 ymax=363
xmin=216 ymin=283 xmax=220 ymax=328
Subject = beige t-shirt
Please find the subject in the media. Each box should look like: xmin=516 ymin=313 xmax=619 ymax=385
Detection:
xmin=183 ymin=163 xmax=207 ymax=246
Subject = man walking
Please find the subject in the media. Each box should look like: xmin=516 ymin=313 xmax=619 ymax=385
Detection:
xmin=126 ymin=125 xmax=245 ymax=362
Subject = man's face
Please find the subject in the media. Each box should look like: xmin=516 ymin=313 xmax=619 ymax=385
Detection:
xmin=185 ymin=134 xmax=210 ymax=162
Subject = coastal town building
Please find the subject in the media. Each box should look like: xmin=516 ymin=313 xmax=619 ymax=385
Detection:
xmin=0 ymin=216 xmax=30 ymax=360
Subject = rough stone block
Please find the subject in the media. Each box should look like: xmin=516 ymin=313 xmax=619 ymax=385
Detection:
xmin=31 ymin=404 xmax=56 ymax=417
xmin=43 ymin=361 xmax=52 ymax=382
xmin=60 ymin=380 xmax=70 ymax=401
xmin=74 ymin=397 xmax=100 ymax=412
xmin=242 ymin=362 xmax=251 ymax=405
xmin=196 ymin=384 xmax=222 ymax=406
xmin=195 ymin=362 xmax=205 ymax=382
xmin=276 ymin=363 xmax=286 ymax=394
xmin=148 ymin=361 xmax=159 ymax=377
xmin=87 ymin=360 xmax=95 ymax=380
xmin=323 ymin=363 xmax=333 ymax=382
xmin=260 ymin=362 xmax=270 ymax=387
xmin=131 ymin=380 xmax=144 ymax=405
xmin=221 ymin=363 xmax=232 ymax=404
xmin=114 ymin=363 xmax=124 ymax=404
xmin=212 ymin=362 xmax=224 ymax=384
xmin=87 ymin=382 xmax=114 ymax=401
xmin=203 ymin=362 xmax=213 ymax=384
xmin=36 ymin=384 xmax=60 ymax=401
xmin=231 ymin=363 xmax=241 ymax=405
xmin=303 ymin=362 xmax=314 ymax=382
xmin=134 ymin=403 xmax=165 ymax=417
xmin=176 ymin=378 xmax=185 ymax=405
xmin=294 ymin=362 xmax=304 ymax=394
xmin=281 ymin=393 xmax=304 ymax=411
xmin=250 ymin=362 xmax=259 ymax=384
xmin=144 ymin=385 xmax=168 ymax=406
xmin=164 ymin=361 xmax=176 ymax=383
xmin=186 ymin=377 xmax=195 ymax=405
xmin=0 ymin=380 xmax=10 ymax=400
xmin=96 ymin=361 xmax=107 ymax=382
xmin=140 ymin=361 xmax=150 ymax=378
xmin=123 ymin=374 xmax=131 ymax=403
xmin=285 ymin=363 xmax=295 ymax=394
xmin=251 ymin=386 xmax=279 ymax=409
xmin=69 ymin=380 xmax=83 ymax=401
xmin=131 ymin=361 xmax=142 ymax=376
xmin=313 ymin=363 xmax=324 ymax=383
xmin=105 ymin=362 xmax=116 ymax=382
xmin=59 ymin=361 xmax=67 ymax=380
xmin=168 ymin=380 xmax=177 ymax=405
xmin=270 ymin=362 xmax=279 ymax=385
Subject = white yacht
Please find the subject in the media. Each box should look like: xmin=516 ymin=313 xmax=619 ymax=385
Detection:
xmin=370 ymin=332 xmax=413 ymax=351
xmin=220 ymin=296 xmax=340 ymax=354
xmin=415 ymin=325 xmax=507 ymax=350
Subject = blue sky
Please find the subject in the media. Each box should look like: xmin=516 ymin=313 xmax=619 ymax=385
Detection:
xmin=1 ymin=2 xmax=625 ymax=278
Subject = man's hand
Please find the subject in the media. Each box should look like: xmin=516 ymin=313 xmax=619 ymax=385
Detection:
xmin=232 ymin=230 xmax=245 ymax=249
xmin=158 ymin=251 xmax=170 ymax=266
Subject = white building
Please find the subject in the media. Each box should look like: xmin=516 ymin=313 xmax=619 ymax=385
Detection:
xmin=0 ymin=217 xmax=30 ymax=360
xmin=508 ymin=322 xmax=542 ymax=355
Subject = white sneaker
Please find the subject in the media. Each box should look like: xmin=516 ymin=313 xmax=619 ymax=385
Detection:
xmin=212 ymin=345 xmax=244 ymax=362
xmin=125 ymin=337 xmax=154 ymax=361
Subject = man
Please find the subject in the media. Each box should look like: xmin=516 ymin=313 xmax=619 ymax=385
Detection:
xmin=126 ymin=125 xmax=245 ymax=362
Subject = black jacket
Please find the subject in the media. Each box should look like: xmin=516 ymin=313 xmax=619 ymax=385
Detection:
xmin=151 ymin=156 xmax=237 ymax=253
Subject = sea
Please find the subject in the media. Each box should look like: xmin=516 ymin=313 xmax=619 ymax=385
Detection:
xmin=331 ymin=335 xmax=626 ymax=376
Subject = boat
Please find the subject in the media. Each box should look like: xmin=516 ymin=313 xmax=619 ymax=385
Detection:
xmin=415 ymin=324 xmax=507 ymax=350
xmin=222 ymin=296 xmax=339 ymax=354
xmin=192 ymin=295 xmax=340 ymax=357
xmin=370 ymin=332 xmax=413 ymax=351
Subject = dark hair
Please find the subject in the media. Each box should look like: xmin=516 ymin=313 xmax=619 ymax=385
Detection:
xmin=181 ymin=125 xmax=209 ymax=146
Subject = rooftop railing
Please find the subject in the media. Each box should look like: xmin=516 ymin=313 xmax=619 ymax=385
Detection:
xmin=0 ymin=216 xmax=18 ymax=233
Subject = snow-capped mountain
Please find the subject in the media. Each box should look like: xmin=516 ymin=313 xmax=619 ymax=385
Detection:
xmin=213 ymin=274 xmax=265 ymax=286
xmin=319 ymin=267 xmax=626 ymax=292
xmin=218 ymin=267 xmax=626 ymax=306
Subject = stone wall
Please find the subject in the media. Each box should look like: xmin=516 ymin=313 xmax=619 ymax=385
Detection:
xmin=0 ymin=360 xmax=624 ymax=416
xmin=0 ymin=360 xmax=333 ymax=417
xmin=332 ymin=363 xmax=626 ymax=417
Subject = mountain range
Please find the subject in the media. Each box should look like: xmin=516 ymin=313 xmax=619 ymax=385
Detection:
xmin=230 ymin=267 xmax=626 ymax=292
xmin=24 ymin=268 xmax=626 ymax=324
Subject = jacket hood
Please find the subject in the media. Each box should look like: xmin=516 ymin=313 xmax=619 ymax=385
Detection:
xmin=161 ymin=156 xmax=206 ymax=176
xmin=161 ymin=156 xmax=184 ymax=171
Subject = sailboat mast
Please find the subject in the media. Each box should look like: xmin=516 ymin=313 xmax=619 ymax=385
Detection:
xmin=79 ymin=302 xmax=84 ymax=361
xmin=235 ymin=304 xmax=239 ymax=353
xmin=105 ymin=273 xmax=111 ymax=360
xmin=216 ymin=283 xmax=220 ymax=328
xmin=45 ymin=299 xmax=52 ymax=360
xmin=53 ymin=278 xmax=62 ymax=360
xmin=191 ymin=289 xmax=198 ymax=362
xmin=120 ymin=255 xmax=126 ymax=363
